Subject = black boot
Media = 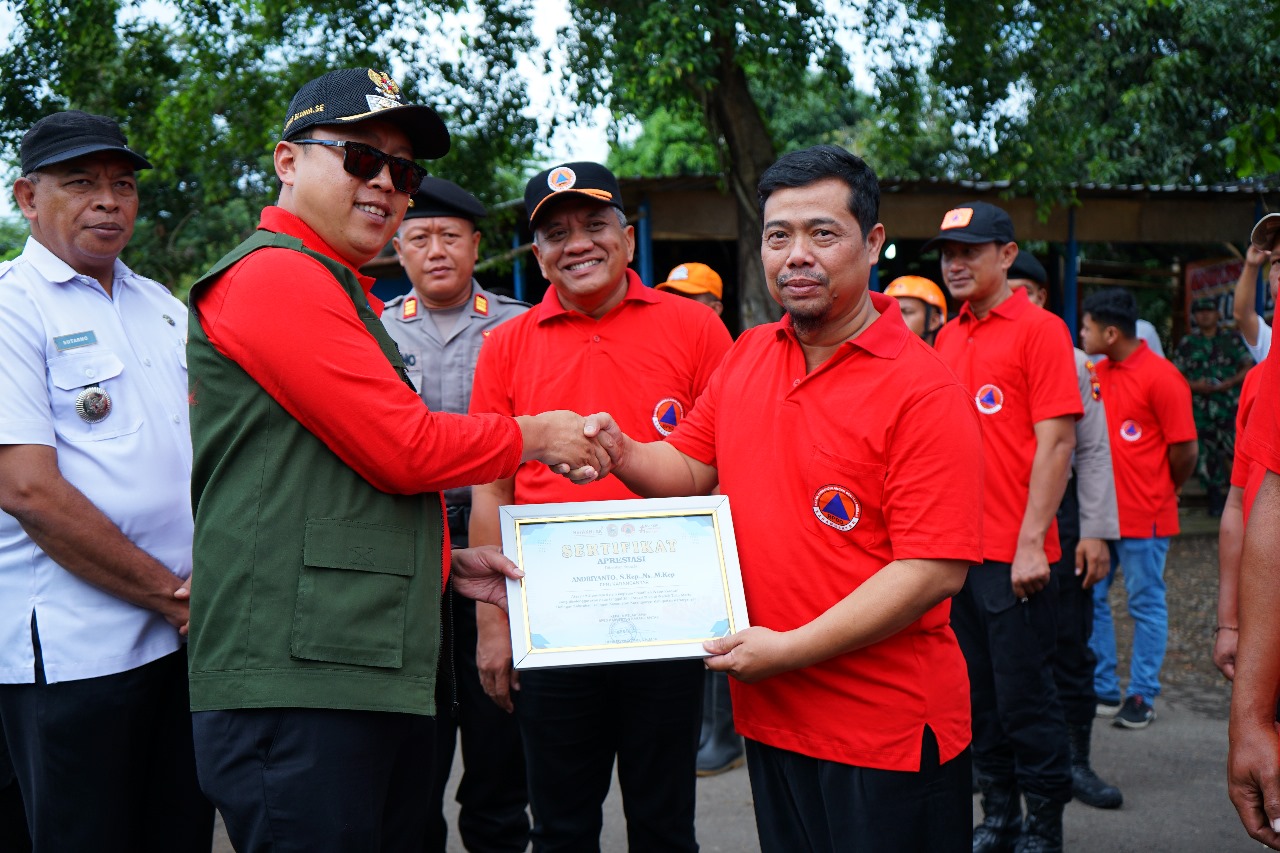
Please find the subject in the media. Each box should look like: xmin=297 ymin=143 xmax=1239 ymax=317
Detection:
xmin=972 ymin=775 xmax=1021 ymax=853
xmin=1069 ymin=722 xmax=1122 ymax=809
xmin=1013 ymin=793 xmax=1064 ymax=853
xmin=696 ymin=671 xmax=744 ymax=776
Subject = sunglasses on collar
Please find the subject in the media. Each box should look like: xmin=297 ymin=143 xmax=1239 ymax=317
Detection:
xmin=290 ymin=139 xmax=427 ymax=194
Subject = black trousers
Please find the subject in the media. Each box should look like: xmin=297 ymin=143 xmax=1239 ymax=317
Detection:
xmin=746 ymin=730 xmax=970 ymax=853
xmin=515 ymin=659 xmax=703 ymax=853
xmin=952 ymin=562 xmax=1073 ymax=802
xmin=1051 ymin=481 xmax=1100 ymax=726
xmin=194 ymin=706 xmax=433 ymax=853
xmin=0 ymin=647 xmax=213 ymax=853
xmin=427 ymin=590 xmax=530 ymax=852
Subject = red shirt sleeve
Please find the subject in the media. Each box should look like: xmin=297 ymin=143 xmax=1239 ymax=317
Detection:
xmin=193 ymin=247 xmax=522 ymax=495
xmin=1150 ymin=364 xmax=1198 ymax=446
xmin=1245 ymin=357 xmax=1280 ymax=475
xmin=885 ymin=383 xmax=985 ymax=562
xmin=1026 ymin=315 xmax=1084 ymax=424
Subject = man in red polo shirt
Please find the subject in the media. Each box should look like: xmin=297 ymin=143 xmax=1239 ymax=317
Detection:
xmin=1078 ymin=288 xmax=1197 ymax=733
xmin=585 ymin=145 xmax=984 ymax=852
xmin=931 ymin=202 xmax=1081 ymax=852
xmin=468 ymin=161 xmax=732 ymax=852
xmin=1228 ymin=352 xmax=1280 ymax=849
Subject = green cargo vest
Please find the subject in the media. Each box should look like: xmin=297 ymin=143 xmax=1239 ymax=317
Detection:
xmin=186 ymin=229 xmax=443 ymax=715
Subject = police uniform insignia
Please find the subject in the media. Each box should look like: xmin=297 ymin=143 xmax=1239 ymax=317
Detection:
xmin=75 ymin=385 xmax=112 ymax=423
xmin=53 ymin=331 xmax=97 ymax=351
xmin=162 ymin=314 xmax=176 ymax=326
xmin=482 ymin=329 xmax=492 ymax=338
xmin=652 ymin=398 xmax=684 ymax=436
xmin=403 ymin=296 xmax=418 ymax=319
xmin=813 ymin=485 xmax=861 ymax=531
xmin=1120 ymin=420 xmax=1142 ymax=442
xmin=1085 ymin=360 xmax=1101 ymax=401
xmin=975 ymin=384 xmax=1004 ymax=415
xmin=474 ymin=294 xmax=489 ymax=316
xmin=548 ymin=166 xmax=577 ymax=192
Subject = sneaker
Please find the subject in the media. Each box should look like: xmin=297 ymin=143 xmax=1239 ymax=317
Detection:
xmin=1114 ymin=695 xmax=1156 ymax=729
xmin=1096 ymin=697 xmax=1121 ymax=718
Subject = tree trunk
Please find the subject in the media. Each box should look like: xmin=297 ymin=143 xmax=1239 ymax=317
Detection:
xmin=696 ymin=41 xmax=781 ymax=331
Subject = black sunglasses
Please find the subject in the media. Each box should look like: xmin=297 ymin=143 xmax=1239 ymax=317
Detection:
xmin=291 ymin=139 xmax=427 ymax=194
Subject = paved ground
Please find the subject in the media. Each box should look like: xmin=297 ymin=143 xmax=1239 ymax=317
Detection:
xmin=215 ymin=521 xmax=1256 ymax=852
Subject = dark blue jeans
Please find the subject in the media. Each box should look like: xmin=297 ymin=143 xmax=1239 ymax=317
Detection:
xmin=515 ymin=659 xmax=703 ymax=852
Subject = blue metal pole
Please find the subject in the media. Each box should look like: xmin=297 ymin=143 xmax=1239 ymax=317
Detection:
xmin=1064 ymin=208 xmax=1079 ymax=341
xmin=637 ymin=197 xmax=654 ymax=286
xmin=512 ymin=229 xmax=525 ymax=302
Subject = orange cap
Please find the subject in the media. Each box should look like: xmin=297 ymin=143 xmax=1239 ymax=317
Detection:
xmin=656 ymin=263 xmax=723 ymax=300
xmin=885 ymin=276 xmax=947 ymax=321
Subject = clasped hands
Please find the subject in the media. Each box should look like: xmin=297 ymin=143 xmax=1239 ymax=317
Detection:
xmin=528 ymin=411 xmax=625 ymax=485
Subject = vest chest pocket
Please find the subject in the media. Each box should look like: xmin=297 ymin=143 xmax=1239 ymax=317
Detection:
xmin=292 ymin=519 xmax=417 ymax=669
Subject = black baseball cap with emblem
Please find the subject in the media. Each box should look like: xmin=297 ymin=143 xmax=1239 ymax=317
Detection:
xmin=922 ymin=201 xmax=1016 ymax=251
xmin=404 ymin=176 xmax=487 ymax=222
xmin=524 ymin=161 xmax=625 ymax=227
xmin=20 ymin=110 xmax=152 ymax=175
xmin=281 ymin=68 xmax=450 ymax=160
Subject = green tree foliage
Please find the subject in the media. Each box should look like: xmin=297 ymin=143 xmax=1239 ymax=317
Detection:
xmin=0 ymin=0 xmax=539 ymax=296
xmin=608 ymin=73 xmax=874 ymax=179
xmin=559 ymin=0 xmax=855 ymax=328
xmin=865 ymin=0 xmax=1280 ymax=193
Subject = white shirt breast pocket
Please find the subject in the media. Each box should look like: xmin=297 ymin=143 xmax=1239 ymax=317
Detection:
xmin=46 ymin=350 xmax=144 ymax=441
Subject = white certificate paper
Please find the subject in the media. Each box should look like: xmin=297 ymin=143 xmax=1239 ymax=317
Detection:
xmin=499 ymin=496 xmax=750 ymax=669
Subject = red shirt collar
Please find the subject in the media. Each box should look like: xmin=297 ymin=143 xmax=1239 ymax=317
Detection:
xmin=957 ymin=284 xmax=1032 ymax=324
xmin=258 ymin=206 xmax=382 ymax=313
xmin=774 ymin=291 xmax=908 ymax=359
xmin=1105 ymin=339 xmax=1152 ymax=369
xmin=534 ymin=268 xmax=657 ymax=323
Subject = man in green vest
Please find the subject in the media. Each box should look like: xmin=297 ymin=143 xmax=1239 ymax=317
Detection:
xmin=185 ymin=68 xmax=607 ymax=852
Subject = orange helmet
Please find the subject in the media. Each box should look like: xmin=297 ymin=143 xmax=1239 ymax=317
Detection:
xmin=885 ymin=275 xmax=947 ymax=321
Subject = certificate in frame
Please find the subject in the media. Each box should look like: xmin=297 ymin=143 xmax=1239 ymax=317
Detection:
xmin=499 ymin=495 xmax=749 ymax=669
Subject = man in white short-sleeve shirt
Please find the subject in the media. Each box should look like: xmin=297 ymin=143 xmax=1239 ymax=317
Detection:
xmin=1235 ymin=214 xmax=1280 ymax=363
xmin=0 ymin=110 xmax=212 ymax=852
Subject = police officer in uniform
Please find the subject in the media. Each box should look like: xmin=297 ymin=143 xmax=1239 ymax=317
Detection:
xmin=380 ymin=176 xmax=531 ymax=853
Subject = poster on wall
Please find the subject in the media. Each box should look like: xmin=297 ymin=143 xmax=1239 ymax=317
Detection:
xmin=1185 ymin=257 xmax=1275 ymax=327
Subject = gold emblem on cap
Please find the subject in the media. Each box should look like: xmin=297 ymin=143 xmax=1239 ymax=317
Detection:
xmin=75 ymin=386 xmax=112 ymax=423
xmin=368 ymin=69 xmax=402 ymax=99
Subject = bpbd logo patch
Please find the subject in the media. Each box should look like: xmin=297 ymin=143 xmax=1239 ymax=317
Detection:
xmin=652 ymin=398 xmax=684 ymax=436
xmin=813 ymin=485 xmax=861 ymax=532
xmin=975 ymin=384 xmax=1004 ymax=415
xmin=1120 ymin=420 xmax=1142 ymax=442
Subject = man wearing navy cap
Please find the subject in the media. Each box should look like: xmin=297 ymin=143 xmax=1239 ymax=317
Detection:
xmin=0 ymin=110 xmax=214 ymax=851
xmin=380 ymin=177 xmax=531 ymax=853
xmin=930 ymin=202 xmax=1082 ymax=852
xmin=468 ymin=161 xmax=733 ymax=851
xmin=184 ymin=70 xmax=608 ymax=850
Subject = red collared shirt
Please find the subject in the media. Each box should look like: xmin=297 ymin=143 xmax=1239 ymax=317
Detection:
xmin=192 ymin=207 xmax=524 ymax=572
xmin=935 ymin=287 xmax=1082 ymax=563
xmin=668 ymin=293 xmax=983 ymax=771
xmin=1094 ymin=341 xmax=1197 ymax=538
xmin=469 ymin=268 xmax=732 ymax=505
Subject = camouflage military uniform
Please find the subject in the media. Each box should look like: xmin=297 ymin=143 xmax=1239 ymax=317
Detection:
xmin=1171 ymin=330 xmax=1251 ymax=494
